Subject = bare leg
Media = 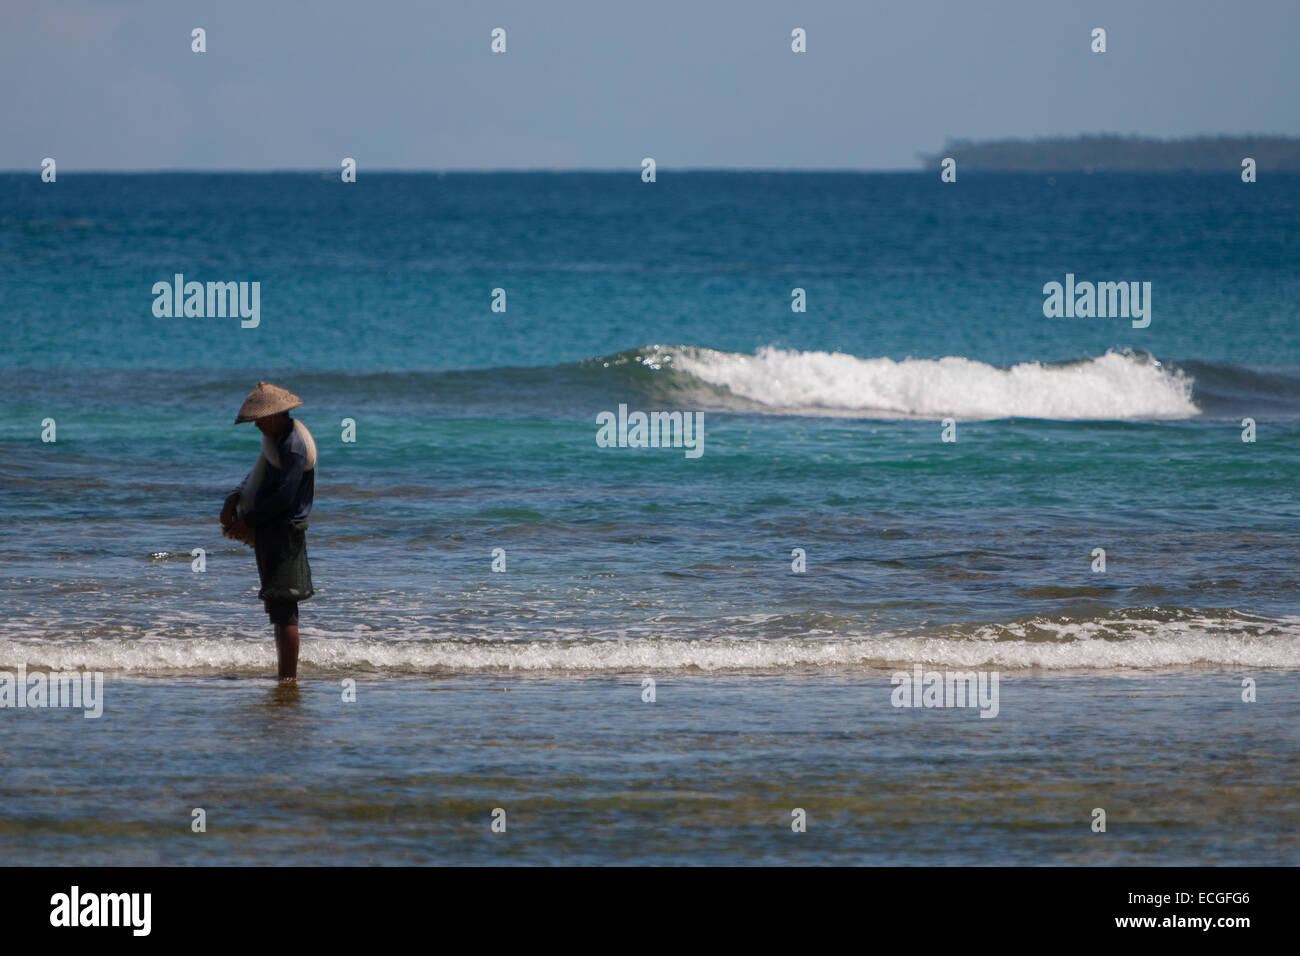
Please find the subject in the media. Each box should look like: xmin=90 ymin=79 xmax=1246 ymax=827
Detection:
xmin=274 ymin=621 xmax=299 ymax=682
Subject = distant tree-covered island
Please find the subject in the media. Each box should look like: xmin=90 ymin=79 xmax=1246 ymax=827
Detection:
xmin=921 ymin=135 xmax=1300 ymax=172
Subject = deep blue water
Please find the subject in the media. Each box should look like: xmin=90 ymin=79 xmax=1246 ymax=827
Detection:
xmin=2 ymin=171 xmax=1297 ymax=371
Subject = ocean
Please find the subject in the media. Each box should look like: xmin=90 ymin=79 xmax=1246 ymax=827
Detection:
xmin=1 ymin=171 xmax=1298 ymax=864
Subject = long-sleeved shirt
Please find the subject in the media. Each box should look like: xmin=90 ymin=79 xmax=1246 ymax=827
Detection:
xmin=237 ymin=420 xmax=315 ymax=528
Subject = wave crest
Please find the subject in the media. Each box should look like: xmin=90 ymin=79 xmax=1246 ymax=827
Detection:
xmin=617 ymin=346 xmax=1199 ymax=420
xmin=3 ymin=610 xmax=1296 ymax=674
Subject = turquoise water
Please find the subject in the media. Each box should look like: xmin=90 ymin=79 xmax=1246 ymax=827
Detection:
xmin=1 ymin=173 xmax=1298 ymax=863
xmin=3 ymin=172 xmax=1298 ymax=371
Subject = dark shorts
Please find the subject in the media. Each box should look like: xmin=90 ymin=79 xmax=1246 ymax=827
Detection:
xmin=254 ymin=519 xmax=314 ymax=603
xmin=264 ymin=598 xmax=299 ymax=625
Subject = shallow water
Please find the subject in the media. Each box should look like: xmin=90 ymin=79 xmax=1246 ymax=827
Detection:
xmin=0 ymin=672 xmax=1295 ymax=865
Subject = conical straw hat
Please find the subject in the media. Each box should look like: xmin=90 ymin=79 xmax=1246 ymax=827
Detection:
xmin=235 ymin=382 xmax=303 ymax=424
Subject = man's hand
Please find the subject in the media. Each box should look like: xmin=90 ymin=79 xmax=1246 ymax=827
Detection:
xmin=220 ymin=493 xmax=239 ymax=529
xmin=222 ymin=516 xmax=254 ymax=546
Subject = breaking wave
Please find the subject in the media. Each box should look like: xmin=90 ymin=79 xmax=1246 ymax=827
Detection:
xmin=3 ymin=610 xmax=1297 ymax=674
xmin=629 ymin=345 xmax=1200 ymax=420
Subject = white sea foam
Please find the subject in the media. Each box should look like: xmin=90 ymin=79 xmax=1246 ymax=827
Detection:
xmin=2 ymin=613 xmax=1296 ymax=674
xmin=667 ymin=346 xmax=1198 ymax=420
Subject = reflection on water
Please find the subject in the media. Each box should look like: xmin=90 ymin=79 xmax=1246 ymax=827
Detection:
xmin=268 ymin=682 xmax=302 ymax=708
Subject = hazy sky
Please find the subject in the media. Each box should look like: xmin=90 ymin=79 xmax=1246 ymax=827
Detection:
xmin=3 ymin=0 xmax=1296 ymax=171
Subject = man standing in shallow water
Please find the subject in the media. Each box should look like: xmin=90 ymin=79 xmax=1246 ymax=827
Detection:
xmin=220 ymin=382 xmax=317 ymax=682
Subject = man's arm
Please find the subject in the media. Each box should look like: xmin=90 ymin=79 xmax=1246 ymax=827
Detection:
xmin=220 ymin=470 xmax=252 ymax=528
xmin=220 ymin=493 xmax=239 ymax=527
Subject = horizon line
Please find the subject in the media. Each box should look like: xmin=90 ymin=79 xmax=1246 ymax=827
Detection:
xmin=7 ymin=165 xmax=1294 ymax=175
xmin=3 ymin=165 xmax=926 ymax=175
